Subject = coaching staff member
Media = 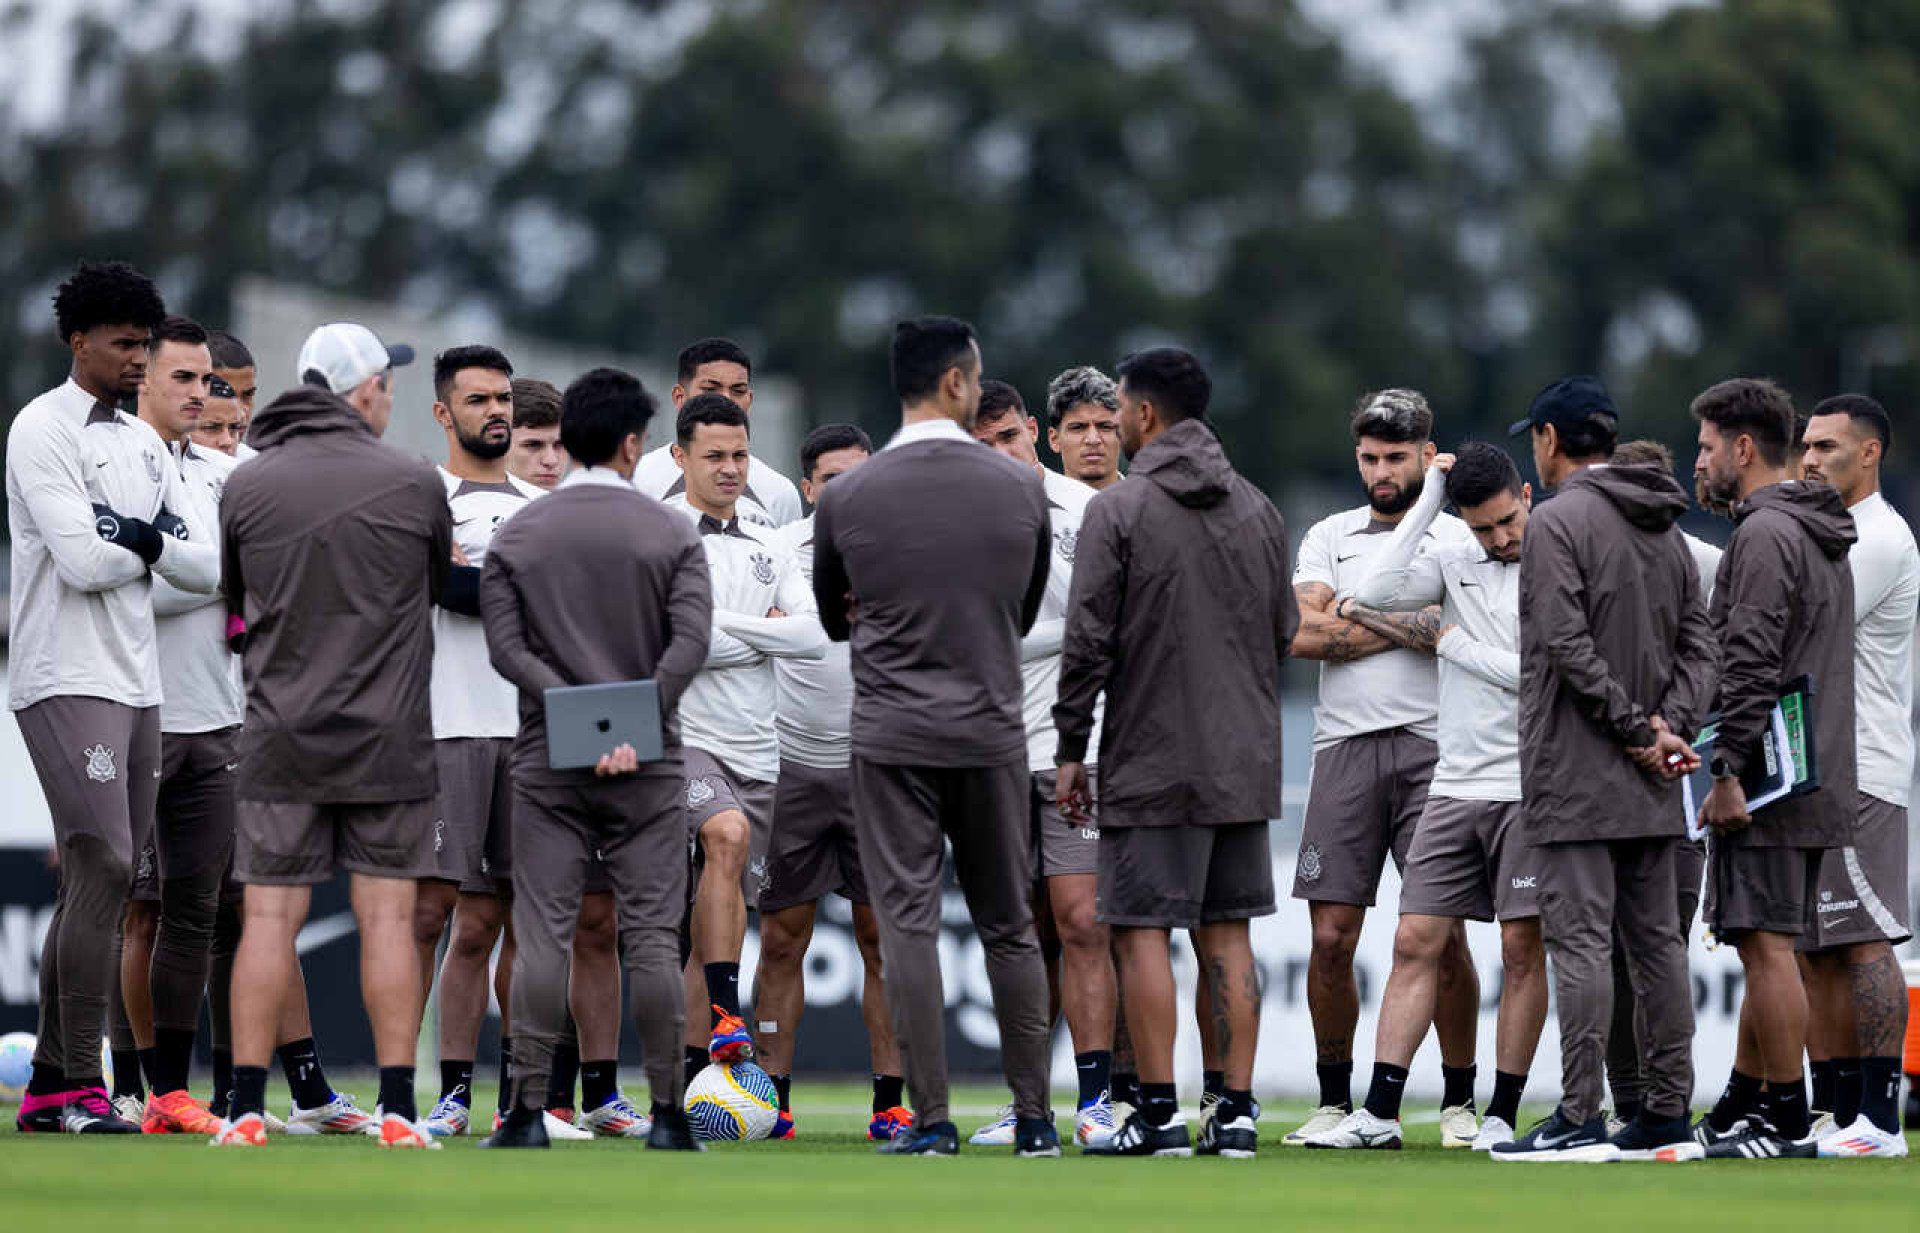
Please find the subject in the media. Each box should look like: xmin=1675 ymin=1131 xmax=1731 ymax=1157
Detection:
xmin=812 ymin=317 xmax=1054 ymax=1157
xmin=1057 ymin=348 xmax=1298 ymax=1159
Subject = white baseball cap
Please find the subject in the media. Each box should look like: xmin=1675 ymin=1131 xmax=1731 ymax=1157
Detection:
xmin=296 ymin=322 xmax=415 ymax=394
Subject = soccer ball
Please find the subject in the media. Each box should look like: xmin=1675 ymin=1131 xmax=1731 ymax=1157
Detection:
xmin=683 ymin=1061 xmax=780 ymax=1141
xmin=0 ymin=1032 xmax=35 ymax=1105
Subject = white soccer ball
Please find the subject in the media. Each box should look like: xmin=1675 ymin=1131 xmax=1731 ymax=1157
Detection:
xmin=683 ymin=1061 xmax=780 ymax=1141
xmin=0 ymin=1032 xmax=35 ymax=1105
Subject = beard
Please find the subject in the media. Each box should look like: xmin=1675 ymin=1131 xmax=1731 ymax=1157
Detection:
xmin=1365 ymin=471 xmax=1424 ymax=516
xmin=1696 ymin=469 xmax=1738 ymax=515
xmin=457 ymin=420 xmax=512 ymax=460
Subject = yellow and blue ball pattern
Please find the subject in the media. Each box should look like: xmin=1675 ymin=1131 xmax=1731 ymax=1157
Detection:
xmin=684 ymin=1061 xmax=780 ymax=1141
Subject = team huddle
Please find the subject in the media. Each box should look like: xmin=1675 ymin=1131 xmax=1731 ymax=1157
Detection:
xmin=4 ymin=259 xmax=1914 ymax=1162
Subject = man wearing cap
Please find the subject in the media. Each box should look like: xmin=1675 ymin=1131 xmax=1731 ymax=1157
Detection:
xmin=1492 ymin=376 xmax=1718 ymax=1161
xmin=214 ymin=322 xmax=452 ymax=1149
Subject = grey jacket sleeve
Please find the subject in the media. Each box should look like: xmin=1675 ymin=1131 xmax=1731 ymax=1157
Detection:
xmin=1053 ymin=496 xmax=1122 ymax=765
xmin=1657 ymin=548 xmax=1719 ymax=741
xmin=1710 ymin=520 xmax=1791 ymax=777
xmin=656 ymin=537 xmax=716 ymax=715
xmin=1271 ymin=508 xmax=1301 ymax=661
xmin=479 ymin=548 xmax=568 ymax=699
xmin=1525 ymin=512 xmax=1654 ymax=748
xmin=812 ymin=491 xmax=853 ymax=643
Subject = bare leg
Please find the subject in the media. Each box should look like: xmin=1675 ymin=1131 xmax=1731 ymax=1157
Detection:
xmin=1192 ymin=921 xmax=1261 ymax=1090
xmin=437 ymin=892 xmax=507 ymax=1062
xmin=352 ymin=873 xmax=424 ymax=1068
xmin=1495 ymin=918 xmax=1549 ymax=1076
xmin=410 ymin=878 xmax=459 ymax=1019
xmin=1113 ymin=927 xmax=1177 ymax=1084
xmin=751 ymin=902 xmax=815 ymax=1076
xmin=1306 ymin=902 xmax=1365 ymax=1067
xmin=231 ymin=884 xmax=308 ymax=1068
xmin=1050 ymin=872 xmax=1116 ymax=1055
xmin=1192 ymin=935 xmax=1219 ymax=1069
xmin=120 ymin=900 xmax=159 ymax=1050
xmin=1433 ymin=920 xmax=1480 ymax=1068
xmin=1736 ymin=931 xmax=1808 ymax=1082
xmin=1371 ymin=914 xmax=1452 ymax=1068
xmin=569 ymin=893 xmax=621 ymax=1061
xmin=278 ymin=959 xmax=316 ymax=1046
xmin=496 ymin=920 xmax=515 ymax=1037
xmin=685 ymin=810 xmax=750 ymax=1041
xmin=852 ymin=903 xmax=901 ymax=1077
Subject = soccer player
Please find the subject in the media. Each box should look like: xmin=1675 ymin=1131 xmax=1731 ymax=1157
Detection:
xmin=187 ymin=373 xmax=247 ymax=457
xmin=1306 ymin=445 xmax=1545 ymax=1151
xmin=667 ymin=394 xmax=827 ymax=1077
xmin=1687 ymin=379 xmax=1858 ymax=1161
xmin=966 ymin=380 xmax=1121 ymax=1149
xmin=476 ymin=367 xmax=709 ymax=1151
xmin=1285 ymin=389 xmax=1483 ymax=1147
xmin=753 ymin=423 xmax=911 ymax=1141
xmin=1060 ymin=346 xmax=1298 ymax=1158
xmin=215 ymin=322 xmax=447 ymax=1149
xmin=8 ymin=262 xmax=219 ymax=1135
xmin=206 ymin=329 xmax=258 ymax=457
xmin=1796 ymin=396 xmax=1915 ymax=1157
xmin=507 ymin=376 xmax=568 ymax=490
xmin=813 ymin=317 xmax=1054 ymax=1157
xmin=1044 ymin=366 xmax=1124 ymax=490
xmin=628 ymin=337 xmax=802 ymax=527
xmin=1493 ymin=375 xmax=1716 ymax=1162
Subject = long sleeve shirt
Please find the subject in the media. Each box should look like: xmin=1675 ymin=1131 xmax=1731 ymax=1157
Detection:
xmin=152 ymin=440 xmax=243 ymax=733
xmin=430 ymin=467 xmax=545 ymax=740
xmin=770 ymin=515 xmax=855 ymax=771
xmin=1019 ymin=468 xmax=1105 ymax=773
xmin=1846 ymin=492 xmax=1918 ymax=808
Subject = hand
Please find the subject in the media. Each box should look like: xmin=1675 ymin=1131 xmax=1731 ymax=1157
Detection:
xmin=594 ymin=743 xmax=639 ymax=778
xmin=225 ymin=612 xmax=248 ymax=655
xmin=1440 ymin=622 xmax=1457 ymax=640
xmin=451 ymin=543 xmax=471 ymax=567
xmin=1056 ymin=761 xmax=1093 ymax=824
xmin=1700 ymin=776 xmax=1751 ymax=834
xmin=152 ymin=507 xmax=190 ymax=540
xmin=844 ymin=594 xmax=859 ymax=626
xmin=1432 ymin=453 xmax=1456 ymax=473
xmin=766 ymin=606 xmax=786 ymax=618
xmin=91 ymin=502 xmax=165 ymax=565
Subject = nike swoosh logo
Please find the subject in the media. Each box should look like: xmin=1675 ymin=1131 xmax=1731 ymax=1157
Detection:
xmin=1535 ymin=1128 xmax=1581 ymax=1148
xmin=224 ymin=762 xmax=239 ymax=772
xmin=295 ymin=911 xmax=359 ymax=955
xmin=1336 ymin=553 xmax=1361 ymax=562
xmin=96 ymin=461 xmax=110 ymax=469
xmin=1458 ymin=580 xmax=1481 ymax=588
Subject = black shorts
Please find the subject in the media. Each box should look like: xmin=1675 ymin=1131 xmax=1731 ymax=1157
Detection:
xmin=1098 ymin=821 xmax=1276 ymax=929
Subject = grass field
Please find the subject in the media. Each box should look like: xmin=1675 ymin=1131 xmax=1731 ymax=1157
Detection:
xmin=2 ymin=1081 xmax=1912 ymax=1232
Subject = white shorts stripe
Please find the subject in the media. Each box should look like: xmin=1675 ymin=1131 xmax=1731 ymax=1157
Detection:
xmin=1841 ymin=845 xmax=1903 ymax=939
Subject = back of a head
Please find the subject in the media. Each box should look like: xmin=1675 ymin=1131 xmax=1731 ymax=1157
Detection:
xmin=511 ymin=377 xmax=562 ymax=429
xmin=890 ymin=316 xmax=976 ymax=404
xmin=677 ymin=337 xmax=753 ymax=386
xmin=1443 ymin=442 xmax=1522 ymax=509
xmin=1609 ymin=439 xmax=1674 ymax=472
xmin=676 ymin=392 xmax=750 ymax=446
xmin=1691 ymin=377 xmax=1794 ymax=468
xmin=207 ymin=329 xmax=255 ymax=371
xmin=1349 ymin=388 xmax=1430 ymax=444
xmin=1809 ymin=393 xmax=1892 ymax=455
xmin=1525 ymin=375 xmax=1618 ymax=461
xmin=53 ymin=259 xmax=166 ymax=343
xmin=1115 ymin=347 xmax=1210 ymax=422
xmin=562 ymin=367 xmax=655 ymax=467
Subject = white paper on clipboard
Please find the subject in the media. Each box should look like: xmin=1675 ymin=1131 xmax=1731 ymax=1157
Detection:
xmin=1682 ymin=705 xmax=1796 ymax=841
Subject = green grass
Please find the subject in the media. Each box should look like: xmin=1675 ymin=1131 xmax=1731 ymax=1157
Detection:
xmin=1 ymin=1082 xmax=1912 ymax=1232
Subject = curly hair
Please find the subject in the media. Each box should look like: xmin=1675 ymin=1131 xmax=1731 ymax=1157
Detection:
xmin=53 ymin=260 xmax=165 ymax=344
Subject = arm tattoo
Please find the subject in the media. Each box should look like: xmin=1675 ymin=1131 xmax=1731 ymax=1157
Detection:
xmin=1293 ymin=582 xmax=1391 ymax=663
xmin=1343 ymin=601 xmax=1442 ymax=655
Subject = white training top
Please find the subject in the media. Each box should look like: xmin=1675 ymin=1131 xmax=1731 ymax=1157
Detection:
xmin=1683 ymin=531 xmax=1724 ymax=605
xmin=152 ymin=441 xmax=243 ymax=733
xmin=430 ymin=467 xmax=545 ymax=739
xmin=668 ymin=495 xmax=826 ymax=782
xmin=1848 ymin=491 xmax=1918 ymax=807
xmin=769 ymin=514 xmax=854 ymax=770
xmin=1351 ymin=470 xmax=1519 ymax=800
xmin=1294 ymin=501 xmax=1473 ymax=749
xmin=1021 ymin=468 xmax=1105 ymax=772
xmin=6 ymin=379 xmax=220 ymax=711
xmin=632 ymin=443 xmax=803 ymax=530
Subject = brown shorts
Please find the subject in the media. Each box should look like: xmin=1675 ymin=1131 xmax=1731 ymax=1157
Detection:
xmin=425 ymin=737 xmax=514 ymax=895
xmin=1397 ymin=797 xmax=1539 ymax=923
xmin=15 ymin=696 xmax=161 ymax=870
xmin=1799 ymin=794 xmax=1911 ymax=951
xmin=235 ymin=797 xmax=437 ymax=885
xmin=130 ymin=727 xmax=240 ymax=900
xmin=1098 ymin=821 xmax=1276 ymax=929
xmin=1293 ymin=729 xmax=1436 ymax=907
xmin=760 ymin=759 xmax=868 ymax=914
xmin=1031 ymin=768 xmax=1100 ymax=878
xmin=683 ymin=746 xmax=776 ymax=909
xmin=1705 ymin=841 xmax=1823 ymax=939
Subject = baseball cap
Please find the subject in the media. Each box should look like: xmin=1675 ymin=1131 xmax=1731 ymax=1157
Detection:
xmin=296 ymin=323 xmax=415 ymax=395
xmin=1508 ymin=374 xmax=1618 ymax=436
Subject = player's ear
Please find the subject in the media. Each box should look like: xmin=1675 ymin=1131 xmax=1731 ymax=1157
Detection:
xmin=432 ymin=400 xmax=452 ymax=430
xmin=1520 ymin=482 xmax=1533 ymax=510
xmin=670 ymin=442 xmax=686 ymax=470
xmin=670 ymin=384 xmax=688 ymax=409
xmin=1422 ymin=439 xmax=1437 ymax=464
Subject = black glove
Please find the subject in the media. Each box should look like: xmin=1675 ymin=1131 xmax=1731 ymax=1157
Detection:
xmin=92 ymin=503 xmax=165 ymax=566
xmin=437 ymin=564 xmax=483 ymax=617
xmin=152 ymin=507 xmax=190 ymax=541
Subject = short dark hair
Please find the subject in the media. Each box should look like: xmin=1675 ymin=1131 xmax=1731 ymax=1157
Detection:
xmin=1443 ymin=442 xmax=1523 ymax=509
xmin=1609 ymin=439 xmax=1675 ymax=471
xmin=206 ymin=329 xmax=254 ymax=370
xmin=146 ymin=314 xmax=208 ymax=358
xmin=976 ymin=379 xmax=1026 ymax=425
xmin=676 ymin=392 xmax=750 ymax=447
xmin=1539 ymin=413 xmax=1617 ymax=461
xmin=53 ymin=260 xmax=165 ymax=344
xmin=676 ymin=337 xmax=753 ymax=386
xmin=1809 ymin=393 xmax=1893 ymax=453
xmin=1350 ymin=389 xmax=1433 ymax=444
xmin=560 ymin=367 xmax=655 ymax=467
xmin=1691 ymin=378 xmax=1794 ymax=468
xmin=434 ymin=344 xmax=513 ymax=404
xmin=1115 ymin=346 xmax=1210 ymax=422
xmin=890 ymin=316 xmax=978 ymax=404
xmin=510 ymin=377 xmax=561 ymax=429
xmin=1045 ymin=366 xmax=1119 ymax=427
xmin=801 ymin=423 xmax=873 ymax=481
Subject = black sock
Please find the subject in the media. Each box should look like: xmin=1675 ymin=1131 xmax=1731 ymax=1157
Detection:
xmin=496 ymin=1038 xmax=513 ymax=1115
xmin=137 ymin=1046 xmax=160 ymax=1095
xmin=1140 ymin=1081 xmax=1178 ymax=1125
xmin=1767 ymin=1075 xmax=1808 ymax=1139
xmin=872 ymin=1074 xmax=904 ymax=1114
xmin=111 ymin=1048 xmax=144 ymax=1099
xmin=378 ymin=1066 xmax=417 ymax=1124
xmin=1860 ymin=1057 xmax=1900 ymax=1134
xmin=27 ymin=1062 xmax=67 ymax=1097
xmin=1615 ymin=1099 xmax=1643 ymax=1124
xmin=1364 ymin=1062 xmax=1410 ymax=1121
xmin=153 ymin=1027 xmax=195 ymax=1095
xmin=1487 ymin=1069 xmax=1526 ymax=1127
xmin=548 ymin=1038 xmax=581 ymax=1109
xmin=771 ymin=1073 xmax=792 ymax=1112
xmin=210 ymin=1049 xmax=233 ymax=1115
xmin=704 ymin=962 xmax=742 ymax=1020
xmin=439 ymin=1059 xmax=474 ymax=1106
xmin=1219 ymin=1087 xmax=1255 ymax=1122
xmin=1708 ymin=1068 xmax=1762 ymax=1132
xmin=1316 ymin=1061 xmax=1353 ymax=1111
xmin=1111 ymin=1071 xmax=1141 ymax=1109
xmin=1809 ymin=1057 xmax=1837 ymax=1114
xmin=1202 ymin=1069 xmax=1225 ymax=1101
xmin=231 ymin=1065 xmax=269 ymax=1119
xmin=277 ymin=1037 xmax=332 ymax=1109
xmin=1832 ymin=1057 xmax=1864 ymax=1128
xmin=581 ymin=1060 xmax=617 ymax=1111
xmin=1441 ymin=1063 xmax=1476 ymax=1111
xmin=685 ymin=1046 xmax=708 ymax=1086
xmin=1075 ymin=1050 xmax=1112 ymax=1108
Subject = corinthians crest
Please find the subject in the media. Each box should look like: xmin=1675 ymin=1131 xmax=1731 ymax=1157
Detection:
xmin=687 ymin=778 xmax=716 ymax=808
xmin=143 ymin=449 xmax=163 ymax=484
xmin=749 ymin=551 xmax=775 ymax=585
xmin=1298 ymin=842 xmax=1323 ymax=884
xmin=83 ymin=743 xmax=117 ymax=783
xmin=1055 ymin=526 xmax=1078 ymax=564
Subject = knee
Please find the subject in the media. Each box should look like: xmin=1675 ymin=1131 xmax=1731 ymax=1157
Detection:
xmin=759 ymin=920 xmax=808 ymax=969
xmin=1500 ymin=928 xmax=1544 ymax=981
xmin=124 ymin=900 xmax=160 ymax=945
xmin=449 ymin=911 xmax=501 ymax=962
xmin=1054 ymin=898 xmax=1108 ymax=955
xmin=1391 ymin=918 xmax=1447 ymax=968
xmin=572 ymin=903 xmax=617 ymax=959
xmin=410 ymin=892 xmax=452 ymax=947
xmin=698 ymin=814 xmax=749 ymax=871
xmin=1311 ymin=917 xmax=1360 ymax=967
xmin=619 ymin=926 xmax=680 ymax=975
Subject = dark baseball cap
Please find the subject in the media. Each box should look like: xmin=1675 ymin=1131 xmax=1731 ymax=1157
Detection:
xmin=1508 ymin=374 xmax=1618 ymax=436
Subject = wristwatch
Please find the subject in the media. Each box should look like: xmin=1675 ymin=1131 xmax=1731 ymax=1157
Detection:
xmin=1709 ymin=756 xmax=1737 ymax=782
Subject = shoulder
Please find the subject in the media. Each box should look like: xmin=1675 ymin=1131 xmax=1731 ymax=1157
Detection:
xmin=1301 ymin=505 xmax=1362 ymax=544
xmin=507 ymin=473 xmax=546 ymax=502
xmin=1429 ymin=510 xmax=1474 ymax=542
xmin=5 ymin=391 xmax=72 ymax=458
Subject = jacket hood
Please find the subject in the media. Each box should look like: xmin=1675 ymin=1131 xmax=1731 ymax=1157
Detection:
xmin=1566 ymin=462 xmax=1690 ymax=532
xmin=246 ymin=384 xmax=373 ymax=450
xmin=1738 ymin=480 xmax=1856 ymax=559
xmin=1131 ymin=418 xmax=1235 ymax=508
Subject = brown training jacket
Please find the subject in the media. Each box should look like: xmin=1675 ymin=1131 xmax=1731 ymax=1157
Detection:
xmin=1054 ymin=417 xmax=1299 ymax=828
xmin=219 ymin=386 xmax=451 ymax=803
xmin=1518 ymin=463 xmax=1719 ymax=843
xmin=1708 ymin=481 xmax=1856 ymax=849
